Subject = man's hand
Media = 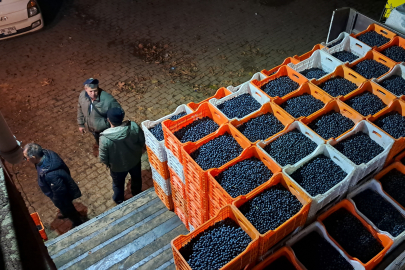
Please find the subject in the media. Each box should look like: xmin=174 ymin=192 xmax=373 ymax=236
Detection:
xmin=79 ymin=127 xmax=86 ymax=134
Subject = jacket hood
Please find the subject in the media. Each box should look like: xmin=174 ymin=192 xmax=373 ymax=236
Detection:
xmin=37 ymin=150 xmax=65 ymax=176
xmin=101 ymin=121 xmax=131 ymax=141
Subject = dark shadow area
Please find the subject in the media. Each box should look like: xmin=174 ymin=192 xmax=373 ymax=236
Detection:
xmin=124 ymin=169 xmax=153 ymax=201
xmin=259 ymin=0 xmax=295 ymax=7
xmin=36 ymin=0 xmax=74 ymax=28
xmin=50 ymin=202 xmax=88 ymax=235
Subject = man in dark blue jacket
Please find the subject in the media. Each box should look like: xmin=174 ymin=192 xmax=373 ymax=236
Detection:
xmin=23 ymin=143 xmax=83 ymax=227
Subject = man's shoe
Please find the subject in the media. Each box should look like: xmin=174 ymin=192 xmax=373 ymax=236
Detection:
xmin=57 ymin=212 xmax=66 ymax=219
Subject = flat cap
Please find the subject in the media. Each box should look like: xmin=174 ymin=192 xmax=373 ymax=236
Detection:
xmin=83 ymin=78 xmax=99 ymax=85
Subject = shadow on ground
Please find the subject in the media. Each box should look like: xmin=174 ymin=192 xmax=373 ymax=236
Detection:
xmin=36 ymin=0 xmax=73 ymax=28
xmin=50 ymin=202 xmax=88 ymax=235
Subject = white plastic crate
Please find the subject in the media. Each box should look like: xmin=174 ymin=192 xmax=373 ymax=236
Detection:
xmin=373 ymin=63 xmax=405 ymax=98
xmin=286 ymin=221 xmax=365 ymax=270
xmin=166 ymin=147 xmax=185 ymax=184
xmin=283 ymin=144 xmax=355 ymax=218
xmin=323 ymin=36 xmax=372 ymax=64
xmin=256 ymin=121 xmax=325 ymax=170
xmin=347 ymin=179 xmax=405 ymax=253
xmin=322 ymin=31 xmax=350 ymax=48
xmin=227 ymin=72 xmax=268 ymax=92
xmin=209 ymin=82 xmax=270 ymax=121
xmin=141 ymin=104 xmax=193 ymax=162
xmin=287 ymin=50 xmax=342 ymax=81
xmin=328 ymin=120 xmax=394 ymax=192
xmin=151 ymin=165 xmax=171 ymax=196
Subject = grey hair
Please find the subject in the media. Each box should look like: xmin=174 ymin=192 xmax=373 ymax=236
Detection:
xmin=85 ymin=84 xmax=98 ymax=89
xmin=23 ymin=143 xmax=44 ymax=158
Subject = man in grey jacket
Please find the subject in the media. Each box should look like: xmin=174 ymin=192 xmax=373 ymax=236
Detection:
xmin=99 ymin=108 xmax=145 ymax=204
xmin=77 ymin=78 xmax=122 ymax=156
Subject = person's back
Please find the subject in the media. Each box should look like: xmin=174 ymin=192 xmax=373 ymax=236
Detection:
xmin=99 ymin=108 xmax=145 ymax=204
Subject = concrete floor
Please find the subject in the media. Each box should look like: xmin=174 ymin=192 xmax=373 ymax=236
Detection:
xmin=0 ymin=0 xmax=386 ymax=240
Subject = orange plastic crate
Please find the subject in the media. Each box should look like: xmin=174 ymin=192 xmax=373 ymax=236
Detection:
xmin=377 ymin=36 xmax=405 ymax=62
xmin=186 ymin=179 xmax=209 ymax=228
xmin=163 ymin=102 xmax=228 ymax=164
xmin=171 ymin=205 xmax=260 ymax=270
xmin=187 ymin=87 xmax=233 ymax=111
xmin=352 ymin=23 xmax=396 ymax=49
xmin=252 ymin=246 xmax=303 ymax=270
xmin=169 ymin=168 xmax=188 ymax=212
xmin=273 ymin=81 xmax=333 ymax=121
xmin=261 ymin=57 xmax=301 ymax=77
xmin=318 ymin=199 xmax=393 ymax=270
xmin=146 ymin=145 xmax=170 ymax=179
xmin=208 ymin=146 xmax=282 ymax=218
xmin=339 ymin=80 xmax=396 ymax=118
xmin=251 ymin=65 xmax=308 ymax=100
xmin=174 ymin=204 xmax=189 ymax=230
xmin=233 ymin=173 xmax=311 ymax=257
xmin=311 ymin=65 xmax=367 ymax=99
xmin=182 ymin=124 xmax=251 ymax=193
xmin=375 ymin=162 xmax=405 ymax=211
xmin=30 ymin=212 xmax=47 ymax=241
xmin=293 ymin=44 xmax=326 ymax=61
xmin=300 ymin=99 xmax=364 ymax=141
xmin=153 ymin=180 xmax=174 ymax=210
xmin=395 ymin=149 xmax=405 ymax=164
xmin=368 ymin=99 xmax=405 ymax=164
xmin=346 ymin=50 xmax=396 ymax=79
xmin=230 ymin=102 xmax=294 ymax=144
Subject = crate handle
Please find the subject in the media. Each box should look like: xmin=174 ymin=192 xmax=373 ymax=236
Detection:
xmin=305 ymin=131 xmax=313 ymax=138
xmin=342 ymin=108 xmax=353 ymax=115
xmin=254 ymin=91 xmax=262 ymax=98
xmin=377 ymin=89 xmax=386 ymax=95
xmin=372 ymin=130 xmax=382 ymax=138
xmin=333 ymin=155 xmax=342 ymax=163
xmin=293 ymin=73 xmax=300 ymax=79
xmin=380 ymin=29 xmax=388 ymax=35
xmin=348 ymin=73 xmax=357 ymax=79
xmin=379 ymin=58 xmax=387 ymax=63
xmin=326 ymin=57 xmax=333 ymax=62
xmin=355 ymin=43 xmax=363 ymax=48
xmin=289 ymin=184 xmax=300 ymax=195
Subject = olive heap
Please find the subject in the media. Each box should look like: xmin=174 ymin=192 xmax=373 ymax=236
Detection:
xmin=327 ymin=39 xmax=344 ymax=48
xmin=179 ymin=218 xmax=251 ymax=270
xmin=351 ymin=59 xmax=390 ymax=79
xmin=237 ymin=113 xmax=284 ymax=142
xmin=190 ymin=133 xmax=243 ymax=170
xmin=352 ymin=189 xmax=405 ymax=237
xmin=379 ymin=75 xmax=405 ymax=96
xmin=318 ymin=77 xmax=358 ymax=97
xmin=356 ymin=30 xmax=390 ymax=47
xmin=260 ymin=76 xmax=300 ymax=97
xmin=300 ymin=68 xmax=328 ymax=79
xmin=344 ymin=92 xmax=386 ymax=116
xmin=292 ymin=231 xmax=354 ymax=270
xmin=263 ymin=256 xmax=296 ymax=270
xmin=280 ymin=94 xmax=325 ymax=118
xmin=239 ymin=184 xmax=302 ymax=234
xmin=380 ymin=169 xmax=405 ymax=208
xmin=333 ymin=132 xmax=384 ymax=165
xmin=289 ymin=155 xmax=347 ymax=197
xmin=308 ymin=112 xmax=354 ymax=140
xmin=149 ymin=112 xmax=187 ymax=141
xmin=381 ymin=45 xmax=405 ymax=62
xmin=215 ymin=157 xmax=273 ymax=198
xmin=322 ymin=208 xmax=384 ymax=263
xmin=332 ymin=51 xmax=359 ymax=63
xmin=374 ymin=112 xmax=405 ymax=139
xmin=217 ymin=93 xmax=261 ymax=119
xmin=174 ymin=117 xmax=219 ymax=143
xmin=263 ymin=130 xmax=318 ymax=166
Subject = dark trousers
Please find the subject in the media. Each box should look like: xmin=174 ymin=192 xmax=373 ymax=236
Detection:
xmin=54 ymin=199 xmax=83 ymax=227
xmin=110 ymin=162 xmax=142 ymax=204
xmin=92 ymin=131 xmax=101 ymax=145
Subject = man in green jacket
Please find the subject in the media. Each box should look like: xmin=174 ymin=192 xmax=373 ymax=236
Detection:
xmin=77 ymin=78 xmax=122 ymax=156
xmin=99 ymin=108 xmax=145 ymax=204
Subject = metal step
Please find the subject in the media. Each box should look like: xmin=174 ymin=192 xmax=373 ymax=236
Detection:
xmin=46 ymin=188 xmax=187 ymax=269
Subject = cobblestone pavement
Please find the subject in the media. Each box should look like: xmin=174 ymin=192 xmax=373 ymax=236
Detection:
xmin=0 ymin=0 xmax=385 ymax=239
